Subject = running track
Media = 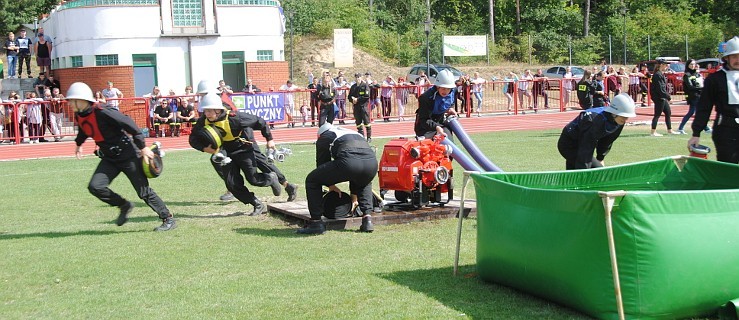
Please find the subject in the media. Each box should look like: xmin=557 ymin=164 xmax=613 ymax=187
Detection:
xmin=0 ymin=105 xmax=690 ymax=162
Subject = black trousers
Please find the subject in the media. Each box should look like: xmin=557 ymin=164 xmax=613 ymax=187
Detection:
xmin=88 ymin=156 xmax=170 ymax=219
xmin=252 ymin=143 xmax=287 ymax=184
xmin=713 ymin=125 xmax=739 ymax=164
xmin=305 ymin=156 xmax=378 ymax=220
xmin=18 ymin=55 xmax=31 ymax=76
xmin=651 ymin=99 xmax=672 ymax=130
xmin=220 ymin=149 xmax=273 ymax=205
xmin=319 ymin=102 xmax=335 ymax=126
xmin=353 ymin=102 xmax=371 ymax=138
xmin=557 ymin=136 xmax=603 ymax=170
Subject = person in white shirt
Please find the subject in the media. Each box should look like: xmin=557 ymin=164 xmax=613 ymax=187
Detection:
xmin=518 ymin=70 xmax=533 ymax=112
xmin=279 ymin=80 xmax=300 ymax=128
xmin=101 ymin=81 xmax=123 ymax=110
xmin=380 ymin=75 xmax=396 ymax=122
xmin=562 ymin=67 xmax=575 ymax=107
xmin=470 ymin=72 xmax=486 ymax=116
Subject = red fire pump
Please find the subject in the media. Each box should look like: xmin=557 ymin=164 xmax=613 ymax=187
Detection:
xmin=378 ymin=136 xmax=453 ymax=209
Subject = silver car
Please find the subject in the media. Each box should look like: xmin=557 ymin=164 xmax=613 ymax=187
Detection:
xmin=407 ymin=64 xmax=464 ymax=84
xmin=542 ymin=66 xmax=585 ymax=89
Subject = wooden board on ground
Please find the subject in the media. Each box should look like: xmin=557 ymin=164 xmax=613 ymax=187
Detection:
xmin=268 ymin=199 xmax=476 ymax=231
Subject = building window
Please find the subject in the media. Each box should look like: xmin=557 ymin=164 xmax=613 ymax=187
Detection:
xmin=95 ymin=54 xmax=119 ymax=66
xmin=215 ymin=0 xmax=279 ymax=5
xmin=71 ymin=56 xmax=83 ymax=67
xmin=256 ymin=50 xmax=273 ymax=61
xmin=172 ymin=0 xmax=203 ymax=27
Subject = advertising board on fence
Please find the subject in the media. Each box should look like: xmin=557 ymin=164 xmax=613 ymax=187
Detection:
xmin=443 ymin=35 xmax=488 ymax=57
xmin=231 ymin=93 xmax=285 ymax=121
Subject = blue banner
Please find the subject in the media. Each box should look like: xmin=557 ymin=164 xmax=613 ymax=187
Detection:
xmin=231 ymin=93 xmax=285 ymax=121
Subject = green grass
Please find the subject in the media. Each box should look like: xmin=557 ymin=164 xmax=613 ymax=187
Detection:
xmin=0 ymin=126 xmax=711 ymax=319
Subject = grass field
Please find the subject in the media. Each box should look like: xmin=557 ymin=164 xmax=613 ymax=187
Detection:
xmin=0 ymin=126 xmax=713 ymax=319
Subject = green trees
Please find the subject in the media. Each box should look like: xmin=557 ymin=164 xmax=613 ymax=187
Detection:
xmin=282 ymin=0 xmax=736 ymax=65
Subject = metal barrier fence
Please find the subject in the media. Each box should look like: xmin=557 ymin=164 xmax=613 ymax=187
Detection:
xmin=1 ymin=100 xmax=77 ymax=144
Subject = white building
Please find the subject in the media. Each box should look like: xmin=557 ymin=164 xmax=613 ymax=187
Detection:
xmin=43 ymin=0 xmax=287 ymax=96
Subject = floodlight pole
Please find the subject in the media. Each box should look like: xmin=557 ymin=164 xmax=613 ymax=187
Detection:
xmin=425 ymin=20 xmax=431 ymax=76
xmin=288 ymin=10 xmax=294 ymax=81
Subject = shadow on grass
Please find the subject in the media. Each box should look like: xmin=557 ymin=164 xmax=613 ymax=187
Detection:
xmin=232 ymin=226 xmax=305 ymax=238
xmin=0 ymin=229 xmax=146 ymax=240
xmin=377 ymin=265 xmax=590 ymax=319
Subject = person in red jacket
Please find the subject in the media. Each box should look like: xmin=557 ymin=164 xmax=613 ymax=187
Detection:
xmin=68 ymin=82 xmax=175 ymax=231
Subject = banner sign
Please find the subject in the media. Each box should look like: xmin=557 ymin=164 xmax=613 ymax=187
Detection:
xmin=232 ymin=92 xmax=286 ymax=122
xmin=334 ymin=28 xmax=354 ymax=68
xmin=443 ymin=35 xmax=487 ymax=57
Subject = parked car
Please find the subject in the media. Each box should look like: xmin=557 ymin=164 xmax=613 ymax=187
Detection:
xmin=638 ymin=57 xmax=685 ymax=94
xmin=541 ymin=66 xmax=586 ymax=89
xmin=696 ymin=58 xmax=721 ymax=71
xmin=407 ymin=64 xmax=464 ymax=84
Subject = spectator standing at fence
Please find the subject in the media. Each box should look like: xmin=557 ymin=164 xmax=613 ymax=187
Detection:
xmin=416 ymin=70 xmax=429 ymax=96
xmin=25 ymin=92 xmax=43 ymax=143
xmin=627 ymin=67 xmax=642 ymax=105
xmin=395 ymin=77 xmax=409 ymax=121
xmin=307 ymin=78 xmax=319 ymax=126
xmin=335 ymin=75 xmax=349 ymax=124
xmin=677 ymin=59 xmax=711 ymax=135
xmin=49 ymin=88 xmax=64 ymax=142
xmin=32 ymin=73 xmax=52 ymax=142
xmin=577 ymin=70 xmax=595 ymax=110
xmin=102 ymin=81 xmax=123 ymax=110
xmin=349 ymin=73 xmax=372 ymax=142
xmin=503 ymin=72 xmax=517 ymax=113
xmin=366 ymin=72 xmax=381 ymax=119
xmin=562 ymin=67 xmax=575 ymax=107
xmin=279 ymin=79 xmax=300 ymax=128
xmin=455 ymin=75 xmax=470 ymax=114
xmin=3 ymin=91 xmax=22 ymax=143
xmin=518 ymin=70 xmax=533 ymax=113
xmin=593 ymin=71 xmax=607 ymax=108
xmin=316 ymin=73 xmax=337 ymax=126
xmin=649 ymin=59 xmax=676 ymax=136
xmin=243 ymin=78 xmax=261 ymax=94
xmin=95 ymin=91 xmax=106 ymax=103
xmin=34 ymin=30 xmax=52 ymax=75
xmin=4 ymin=32 xmax=19 ymax=79
xmin=16 ymin=30 xmax=32 ymax=79
xmin=688 ymin=36 xmax=739 ymax=163
xmin=41 ymin=89 xmax=58 ymax=142
xmin=532 ymin=69 xmax=549 ymax=111
xmin=68 ymin=82 xmax=176 ymax=231
xmin=380 ymin=75 xmax=395 ymax=122
xmin=470 ymin=72 xmax=486 ymax=117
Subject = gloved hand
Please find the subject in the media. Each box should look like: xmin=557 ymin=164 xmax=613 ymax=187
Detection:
xmin=211 ymin=151 xmax=232 ymax=166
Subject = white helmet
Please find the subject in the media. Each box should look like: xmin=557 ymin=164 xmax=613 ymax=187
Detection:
xmin=605 ymin=94 xmax=636 ymax=118
xmin=65 ymin=82 xmax=96 ymax=103
xmin=200 ymin=92 xmax=225 ymax=110
xmin=318 ymin=122 xmax=334 ymax=136
xmin=434 ymin=69 xmax=457 ymax=89
xmin=196 ymin=80 xmax=218 ymax=95
xmin=723 ymin=36 xmax=739 ymax=58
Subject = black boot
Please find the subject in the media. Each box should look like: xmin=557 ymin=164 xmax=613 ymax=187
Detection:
xmin=117 ymin=201 xmax=133 ymax=226
xmin=267 ymin=172 xmax=282 ymax=197
xmin=249 ymin=198 xmax=267 ymax=216
xmin=297 ymin=220 xmax=326 ymax=235
xmin=359 ymin=215 xmax=374 ymax=233
xmin=154 ymin=216 xmax=176 ymax=231
xmin=285 ymin=183 xmax=299 ymax=202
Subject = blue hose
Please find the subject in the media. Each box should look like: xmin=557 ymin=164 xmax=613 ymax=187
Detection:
xmin=440 ymin=139 xmax=483 ymax=172
xmin=446 ymin=117 xmax=503 ymax=172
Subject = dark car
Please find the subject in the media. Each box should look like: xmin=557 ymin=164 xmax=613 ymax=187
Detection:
xmin=638 ymin=58 xmax=685 ymax=94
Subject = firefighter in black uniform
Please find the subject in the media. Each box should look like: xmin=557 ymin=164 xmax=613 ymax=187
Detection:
xmin=297 ymin=123 xmax=378 ymax=235
xmin=153 ymin=98 xmax=174 ymax=137
xmin=316 ymin=73 xmax=336 ymax=126
xmin=414 ymin=69 xmax=459 ymax=140
xmin=348 ymin=73 xmax=372 ymax=142
xmin=189 ymin=92 xmax=283 ymax=215
xmin=245 ymin=127 xmax=299 ymax=201
xmin=576 ymin=70 xmax=595 ymax=109
xmin=558 ymin=94 xmax=636 ymax=170
xmin=68 ymin=82 xmax=175 ymax=231
xmin=689 ymin=36 xmax=739 ymax=163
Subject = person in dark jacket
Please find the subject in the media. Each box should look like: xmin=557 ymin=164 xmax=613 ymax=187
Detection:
xmin=576 ymin=70 xmax=595 ymax=109
xmin=297 ymin=123 xmax=378 ymax=235
xmin=689 ymin=36 xmax=739 ymax=163
xmin=677 ymin=59 xmax=711 ymax=134
xmin=592 ymin=71 xmax=607 ymax=108
xmin=649 ymin=59 xmax=677 ymax=136
xmin=558 ymin=94 xmax=636 ymax=170
xmin=316 ymin=73 xmax=336 ymax=126
xmin=189 ymin=92 xmax=283 ymax=216
xmin=414 ymin=69 xmax=459 ymax=140
xmin=68 ymin=82 xmax=176 ymax=231
xmin=348 ymin=73 xmax=372 ymax=141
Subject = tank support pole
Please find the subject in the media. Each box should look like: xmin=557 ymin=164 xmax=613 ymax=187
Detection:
xmin=600 ymin=191 xmax=627 ymax=320
xmin=454 ymin=171 xmax=477 ymax=276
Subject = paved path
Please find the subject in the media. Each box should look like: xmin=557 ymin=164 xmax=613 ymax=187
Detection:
xmin=0 ymin=105 xmax=689 ymax=161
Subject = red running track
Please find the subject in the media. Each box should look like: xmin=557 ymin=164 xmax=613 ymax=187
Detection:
xmin=0 ymin=105 xmax=689 ymax=162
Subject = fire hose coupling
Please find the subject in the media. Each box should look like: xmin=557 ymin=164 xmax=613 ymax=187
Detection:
xmin=211 ymin=151 xmax=232 ymax=166
xmin=688 ymin=144 xmax=711 ymax=155
xmin=435 ymin=166 xmax=450 ymax=184
xmin=267 ymin=146 xmax=293 ymax=164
